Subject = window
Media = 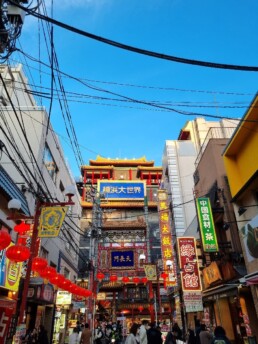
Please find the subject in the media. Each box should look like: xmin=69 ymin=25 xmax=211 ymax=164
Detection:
xmin=44 ymin=144 xmax=58 ymax=182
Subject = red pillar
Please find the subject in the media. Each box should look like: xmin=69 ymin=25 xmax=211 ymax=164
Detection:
xmin=148 ymin=281 xmax=155 ymax=323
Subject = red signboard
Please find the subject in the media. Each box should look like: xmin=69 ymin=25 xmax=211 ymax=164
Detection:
xmin=0 ymin=307 xmax=14 ymax=344
xmin=177 ymin=237 xmax=202 ymax=291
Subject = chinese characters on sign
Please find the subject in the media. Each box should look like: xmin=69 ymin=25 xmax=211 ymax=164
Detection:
xmin=158 ymin=190 xmax=176 ymax=286
xmin=98 ymin=181 xmax=145 ymax=200
xmin=196 ymin=197 xmax=219 ymax=252
xmin=177 ymin=237 xmax=202 ymax=291
xmin=111 ymin=251 xmax=134 ymax=268
xmin=38 ymin=206 xmax=68 ymax=238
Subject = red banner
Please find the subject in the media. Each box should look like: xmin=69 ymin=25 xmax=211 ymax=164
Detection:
xmin=177 ymin=237 xmax=202 ymax=291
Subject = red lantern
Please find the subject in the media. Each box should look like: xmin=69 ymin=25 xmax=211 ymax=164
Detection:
xmin=83 ymin=289 xmax=92 ymax=297
xmin=49 ymin=273 xmax=65 ymax=286
xmin=141 ymin=277 xmax=148 ymax=284
xmin=32 ymin=257 xmax=48 ymax=272
xmin=96 ymin=272 xmax=105 ymax=281
xmin=6 ymin=245 xmax=30 ymax=262
xmin=161 ymin=272 xmax=168 ymax=280
xmin=59 ymin=279 xmax=72 ymax=290
xmin=122 ymin=276 xmax=130 ymax=283
xmin=133 ymin=277 xmax=140 ymax=285
xmin=14 ymin=222 xmax=31 ymax=235
xmin=110 ymin=275 xmax=117 ymax=282
xmin=0 ymin=230 xmax=11 ymax=250
xmin=39 ymin=266 xmax=56 ymax=280
xmin=138 ymin=305 xmax=144 ymax=312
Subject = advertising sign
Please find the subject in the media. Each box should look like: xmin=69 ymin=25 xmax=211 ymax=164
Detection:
xmin=38 ymin=206 xmax=68 ymax=238
xmin=157 ymin=190 xmax=176 ymax=286
xmin=196 ymin=197 xmax=219 ymax=252
xmin=143 ymin=264 xmax=157 ymax=281
xmin=56 ymin=291 xmax=72 ymax=305
xmin=111 ymin=250 xmax=134 ymax=268
xmin=98 ymin=181 xmax=145 ymax=200
xmin=177 ymin=237 xmax=202 ymax=291
xmin=184 ymin=292 xmax=203 ymax=313
xmin=0 ymin=243 xmax=22 ymax=292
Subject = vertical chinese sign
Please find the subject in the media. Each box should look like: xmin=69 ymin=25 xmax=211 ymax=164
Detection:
xmin=196 ymin=197 xmax=219 ymax=252
xmin=157 ymin=190 xmax=176 ymax=286
xmin=177 ymin=237 xmax=203 ymax=312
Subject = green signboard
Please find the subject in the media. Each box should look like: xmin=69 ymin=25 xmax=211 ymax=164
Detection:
xmin=196 ymin=197 xmax=219 ymax=252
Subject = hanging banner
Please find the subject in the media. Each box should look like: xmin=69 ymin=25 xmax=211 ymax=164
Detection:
xmin=196 ymin=197 xmax=219 ymax=252
xmin=157 ymin=190 xmax=176 ymax=286
xmin=38 ymin=206 xmax=68 ymax=238
xmin=177 ymin=237 xmax=202 ymax=291
xmin=143 ymin=264 xmax=157 ymax=281
xmin=0 ymin=243 xmax=22 ymax=292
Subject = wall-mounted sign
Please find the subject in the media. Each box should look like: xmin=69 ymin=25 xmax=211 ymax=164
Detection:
xmin=98 ymin=181 xmax=145 ymax=200
xmin=38 ymin=206 xmax=68 ymax=238
xmin=157 ymin=190 xmax=176 ymax=286
xmin=202 ymin=261 xmax=222 ymax=288
xmin=143 ymin=264 xmax=157 ymax=281
xmin=177 ymin=237 xmax=202 ymax=291
xmin=111 ymin=250 xmax=134 ymax=268
xmin=196 ymin=197 xmax=219 ymax=252
xmin=56 ymin=291 xmax=72 ymax=305
xmin=184 ymin=292 xmax=203 ymax=313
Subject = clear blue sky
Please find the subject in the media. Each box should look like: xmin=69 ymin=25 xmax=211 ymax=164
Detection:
xmin=14 ymin=0 xmax=258 ymax=178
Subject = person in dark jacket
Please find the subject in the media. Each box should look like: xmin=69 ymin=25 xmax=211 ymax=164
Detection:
xmin=147 ymin=322 xmax=162 ymax=344
xmin=172 ymin=323 xmax=183 ymax=341
xmin=37 ymin=325 xmax=49 ymax=344
xmin=211 ymin=326 xmax=231 ymax=344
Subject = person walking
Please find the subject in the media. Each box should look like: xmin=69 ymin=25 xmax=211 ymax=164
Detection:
xmin=139 ymin=320 xmax=149 ymax=344
xmin=172 ymin=323 xmax=183 ymax=342
xmin=125 ymin=323 xmax=139 ymax=344
xmin=211 ymin=326 xmax=231 ymax=344
xmin=147 ymin=322 xmax=163 ymax=344
xmin=37 ymin=325 xmax=49 ymax=344
xmin=199 ymin=324 xmax=213 ymax=344
xmin=80 ymin=323 xmax=92 ymax=344
xmin=69 ymin=328 xmax=80 ymax=344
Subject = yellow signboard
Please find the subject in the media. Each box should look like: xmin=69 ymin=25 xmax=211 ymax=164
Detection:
xmin=5 ymin=244 xmax=22 ymax=291
xmin=38 ymin=206 xmax=68 ymax=238
xmin=143 ymin=264 xmax=157 ymax=281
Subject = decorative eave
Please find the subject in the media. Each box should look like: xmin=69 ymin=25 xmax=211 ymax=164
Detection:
xmin=81 ymin=165 xmax=114 ymax=174
xmin=102 ymin=220 xmax=146 ymax=229
xmin=81 ymin=201 xmax=158 ymax=208
xmin=137 ymin=166 xmax=162 ymax=171
xmin=88 ymin=155 xmax=154 ymax=167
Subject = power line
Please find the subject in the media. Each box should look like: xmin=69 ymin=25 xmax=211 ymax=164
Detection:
xmin=9 ymin=0 xmax=258 ymax=72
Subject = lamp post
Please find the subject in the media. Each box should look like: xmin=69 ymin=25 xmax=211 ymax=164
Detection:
xmin=7 ymin=185 xmax=76 ymax=325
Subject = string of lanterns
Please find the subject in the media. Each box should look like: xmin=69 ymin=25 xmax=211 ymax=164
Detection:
xmin=96 ymin=273 xmax=167 ymax=284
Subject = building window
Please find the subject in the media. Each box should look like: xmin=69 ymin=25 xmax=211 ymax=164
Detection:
xmin=44 ymin=144 xmax=58 ymax=182
xmin=40 ymin=247 xmax=48 ymax=260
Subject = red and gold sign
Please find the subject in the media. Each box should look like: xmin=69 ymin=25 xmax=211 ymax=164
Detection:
xmin=177 ymin=237 xmax=201 ymax=291
xmin=157 ymin=190 xmax=176 ymax=286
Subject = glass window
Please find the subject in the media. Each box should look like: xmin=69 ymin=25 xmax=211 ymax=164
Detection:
xmin=44 ymin=144 xmax=58 ymax=182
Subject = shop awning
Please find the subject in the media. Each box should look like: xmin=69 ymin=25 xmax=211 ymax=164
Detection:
xmin=244 ymin=272 xmax=258 ymax=285
xmin=202 ymin=283 xmax=239 ymax=300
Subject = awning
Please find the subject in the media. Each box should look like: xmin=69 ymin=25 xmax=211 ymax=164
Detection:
xmin=0 ymin=165 xmax=30 ymax=214
xmin=202 ymin=283 xmax=239 ymax=300
xmin=244 ymin=271 xmax=258 ymax=286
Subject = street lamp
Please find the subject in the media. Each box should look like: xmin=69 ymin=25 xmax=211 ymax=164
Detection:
xmin=7 ymin=185 xmax=76 ymax=325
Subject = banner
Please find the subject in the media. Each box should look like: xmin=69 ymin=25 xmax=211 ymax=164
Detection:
xmin=196 ymin=197 xmax=219 ymax=252
xmin=143 ymin=264 xmax=157 ymax=281
xmin=157 ymin=190 xmax=176 ymax=286
xmin=38 ymin=206 xmax=68 ymax=238
xmin=177 ymin=237 xmax=202 ymax=291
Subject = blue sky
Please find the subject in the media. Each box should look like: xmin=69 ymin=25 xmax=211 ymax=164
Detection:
xmin=14 ymin=0 xmax=258 ymax=178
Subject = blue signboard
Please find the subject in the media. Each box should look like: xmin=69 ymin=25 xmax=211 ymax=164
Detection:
xmin=98 ymin=181 xmax=145 ymax=200
xmin=0 ymin=250 xmax=5 ymax=286
xmin=111 ymin=250 xmax=134 ymax=268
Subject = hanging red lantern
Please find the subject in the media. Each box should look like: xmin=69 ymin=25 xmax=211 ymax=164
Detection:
xmin=83 ymin=289 xmax=92 ymax=297
xmin=6 ymin=245 xmax=30 ymax=262
xmin=133 ymin=277 xmax=140 ymax=285
xmin=14 ymin=222 xmax=31 ymax=235
xmin=110 ymin=275 xmax=118 ymax=282
xmin=141 ymin=277 xmax=148 ymax=284
xmin=96 ymin=272 xmax=105 ymax=281
xmin=122 ymin=276 xmax=130 ymax=283
xmin=138 ymin=305 xmax=144 ymax=312
xmin=39 ymin=266 xmax=56 ymax=280
xmin=49 ymin=273 xmax=65 ymax=286
xmin=59 ymin=278 xmax=72 ymax=290
xmin=32 ymin=257 xmax=48 ymax=272
xmin=161 ymin=272 xmax=169 ymax=280
xmin=0 ymin=230 xmax=11 ymax=250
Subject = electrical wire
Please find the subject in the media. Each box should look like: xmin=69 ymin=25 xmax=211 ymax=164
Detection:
xmin=9 ymin=0 xmax=258 ymax=72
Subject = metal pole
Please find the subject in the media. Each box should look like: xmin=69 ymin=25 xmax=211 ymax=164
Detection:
xmin=18 ymin=201 xmax=41 ymax=324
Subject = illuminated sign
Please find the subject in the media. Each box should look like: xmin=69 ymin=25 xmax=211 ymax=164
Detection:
xmin=0 ymin=243 xmax=22 ymax=292
xmin=111 ymin=250 xmax=134 ymax=268
xmin=56 ymin=291 xmax=72 ymax=305
xmin=157 ymin=190 xmax=176 ymax=286
xmin=177 ymin=237 xmax=202 ymax=291
xmin=196 ymin=197 xmax=219 ymax=252
xmin=98 ymin=181 xmax=145 ymax=200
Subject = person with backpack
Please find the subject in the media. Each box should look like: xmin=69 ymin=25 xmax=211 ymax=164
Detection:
xmin=211 ymin=326 xmax=231 ymax=344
